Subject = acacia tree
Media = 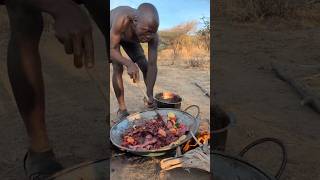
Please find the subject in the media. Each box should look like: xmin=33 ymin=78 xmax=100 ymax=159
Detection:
xmin=159 ymin=21 xmax=197 ymax=65
xmin=197 ymin=16 xmax=210 ymax=51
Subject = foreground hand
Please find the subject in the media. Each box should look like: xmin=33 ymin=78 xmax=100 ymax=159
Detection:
xmin=53 ymin=2 xmax=94 ymax=68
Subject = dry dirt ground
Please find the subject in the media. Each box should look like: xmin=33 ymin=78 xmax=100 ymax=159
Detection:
xmin=214 ymin=18 xmax=320 ymax=180
xmin=109 ymin=66 xmax=210 ymax=125
xmin=0 ymin=11 xmax=108 ymax=179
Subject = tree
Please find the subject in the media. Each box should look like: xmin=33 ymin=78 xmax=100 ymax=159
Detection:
xmin=159 ymin=21 xmax=197 ymax=65
xmin=197 ymin=16 xmax=210 ymax=51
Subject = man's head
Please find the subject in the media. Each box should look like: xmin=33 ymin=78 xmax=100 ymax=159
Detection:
xmin=133 ymin=3 xmax=159 ymax=43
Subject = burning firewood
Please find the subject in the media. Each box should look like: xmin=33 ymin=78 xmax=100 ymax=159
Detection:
xmin=160 ymin=132 xmax=210 ymax=172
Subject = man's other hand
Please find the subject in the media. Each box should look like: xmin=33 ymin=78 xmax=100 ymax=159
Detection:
xmin=127 ymin=62 xmax=139 ymax=82
xmin=53 ymin=1 xmax=94 ymax=68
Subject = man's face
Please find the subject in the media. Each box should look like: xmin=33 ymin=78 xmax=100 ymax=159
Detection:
xmin=134 ymin=19 xmax=158 ymax=43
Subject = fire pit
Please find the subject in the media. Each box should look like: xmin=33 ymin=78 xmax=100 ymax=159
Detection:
xmin=155 ymin=92 xmax=182 ymax=109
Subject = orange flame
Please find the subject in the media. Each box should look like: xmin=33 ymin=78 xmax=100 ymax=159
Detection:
xmin=183 ymin=131 xmax=210 ymax=153
xmin=162 ymin=92 xmax=174 ymax=100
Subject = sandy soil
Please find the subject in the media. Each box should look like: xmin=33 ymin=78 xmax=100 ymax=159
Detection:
xmin=0 ymin=16 xmax=108 ymax=179
xmin=109 ymin=65 xmax=210 ymax=126
xmin=214 ymin=19 xmax=320 ymax=179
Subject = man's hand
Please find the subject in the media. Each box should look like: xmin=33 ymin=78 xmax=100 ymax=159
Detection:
xmin=143 ymin=96 xmax=156 ymax=109
xmin=52 ymin=1 xmax=94 ymax=68
xmin=127 ymin=62 xmax=140 ymax=82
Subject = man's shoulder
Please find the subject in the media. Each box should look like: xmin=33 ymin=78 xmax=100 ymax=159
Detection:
xmin=111 ymin=6 xmax=135 ymax=14
xmin=111 ymin=6 xmax=134 ymax=30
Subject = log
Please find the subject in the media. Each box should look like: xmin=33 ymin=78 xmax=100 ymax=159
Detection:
xmin=271 ymin=62 xmax=320 ymax=113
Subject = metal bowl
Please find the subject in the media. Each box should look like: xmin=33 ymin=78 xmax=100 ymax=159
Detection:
xmin=110 ymin=105 xmax=200 ymax=156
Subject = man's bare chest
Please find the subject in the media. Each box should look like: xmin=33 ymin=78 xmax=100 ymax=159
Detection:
xmin=120 ymin=29 xmax=139 ymax=43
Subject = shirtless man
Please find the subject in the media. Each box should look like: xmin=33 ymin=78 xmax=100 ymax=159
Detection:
xmin=110 ymin=3 xmax=159 ymax=119
xmin=2 ymin=0 xmax=106 ymax=179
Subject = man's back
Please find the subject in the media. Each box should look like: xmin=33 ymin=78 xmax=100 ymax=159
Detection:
xmin=110 ymin=6 xmax=135 ymax=29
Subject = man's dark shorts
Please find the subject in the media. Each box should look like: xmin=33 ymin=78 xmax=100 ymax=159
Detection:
xmin=110 ymin=40 xmax=146 ymax=64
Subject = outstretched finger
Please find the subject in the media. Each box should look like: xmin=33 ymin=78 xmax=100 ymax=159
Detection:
xmin=64 ymin=38 xmax=73 ymax=54
xmin=72 ymin=35 xmax=83 ymax=68
xmin=133 ymin=74 xmax=137 ymax=83
xmin=83 ymin=31 xmax=94 ymax=68
xmin=136 ymin=72 xmax=140 ymax=82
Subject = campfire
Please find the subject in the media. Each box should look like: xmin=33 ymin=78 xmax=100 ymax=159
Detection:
xmin=155 ymin=92 xmax=182 ymax=109
xmin=162 ymin=92 xmax=174 ymax=100
xmin=183 ymin=131 xmax=210 ymax=153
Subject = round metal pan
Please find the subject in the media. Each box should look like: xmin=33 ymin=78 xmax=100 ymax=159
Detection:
xmin=48 ymin=159 xmax=107 ymax=180
xmin=213 ymin=151 xmax=276 ymax=180
xmin=161 ymin=168 xmax=211 ymax=180
xmin=213 ymin=138 xmax=287 ymax=180
xmin=110 ymin=105 xmax=200 ymax=156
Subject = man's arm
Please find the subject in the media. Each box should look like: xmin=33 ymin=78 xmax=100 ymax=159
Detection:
xmin=146 ymin=33 xmax=159 ymax=100
xmin=22 ymin=0 xmax=95 ymax=68
xmin=110 ymin=29 xmax=132 ymax=67
xmin=110 ymin=19 xmax=139 ymax=80
xmin=82 ymin=0 xmax=107 ymax=40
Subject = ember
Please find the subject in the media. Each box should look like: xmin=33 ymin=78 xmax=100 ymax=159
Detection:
xmin=121 ymin=112 xmax=188 ymax=150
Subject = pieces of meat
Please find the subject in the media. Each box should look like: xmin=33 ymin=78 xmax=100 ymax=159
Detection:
xmin=169 ymin=128 xmax=177 ymax=134
xmin=128 ymin=138 xmax=157 ymax=150
xmin=121 ymin=115 xmax=188 ymax=150
xmin=158 ymin=128 xmax=167 ymax=137
xmin=167 ymin=121 xmax=173 ymax=129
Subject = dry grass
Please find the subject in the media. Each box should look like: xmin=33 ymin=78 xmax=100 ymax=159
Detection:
xmin=120 ymin=42 xmax=210 ymax=70
xmin=224 ymin=0 xmax=320 ymax=26
xmin=158 ymin=44 xmax=210 ymax=69
xmin=226 ymin=0 xmax=290 ymax=21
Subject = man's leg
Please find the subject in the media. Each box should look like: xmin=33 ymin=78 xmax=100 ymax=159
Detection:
xmin=135 ymin=57 xmax=148 ymax=84
xmin=6 ymin=2 xmax=63 ymax=178
xmin=112 ymin=61 xmax=127 ymax=112
xmin=6 ymin=2 xmax=49 ymax=153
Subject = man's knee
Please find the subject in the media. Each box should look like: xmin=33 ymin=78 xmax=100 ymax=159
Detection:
xmin=135 ymin=56 xmax=148 ymax=73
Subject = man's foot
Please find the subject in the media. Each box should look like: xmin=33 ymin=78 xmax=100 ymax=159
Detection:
xmin=24 ymin=149 xmax=63 ymax=180
xmin=117 ymin=109 xmax=130 ymax=120
xmin=143 ymin=97 xmax=156 ymax=109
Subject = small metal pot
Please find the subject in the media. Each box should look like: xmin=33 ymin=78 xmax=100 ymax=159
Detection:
xmin=155 ymin=92 xmax=182 ymax=109
xmin=212 ymin=104 xmax=236 ymax=151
